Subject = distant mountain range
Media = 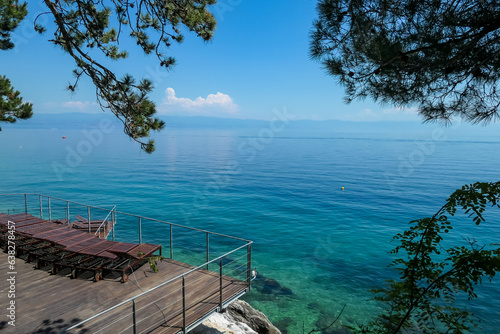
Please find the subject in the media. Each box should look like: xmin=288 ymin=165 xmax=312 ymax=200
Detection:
xmin=1 ymin=112 xmax=499 ymax=140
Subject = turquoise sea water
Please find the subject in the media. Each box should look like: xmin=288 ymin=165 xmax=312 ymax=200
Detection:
xmin=1 ymin=119 xmax=499 ymax=333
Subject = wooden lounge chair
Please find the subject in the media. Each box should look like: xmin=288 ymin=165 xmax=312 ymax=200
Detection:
xmin=39 ymin=229 xmax=84 ymax=243
xmin=50 ymin=238 xmax=108 ymax=278
xmin=63 ymin=240 xmax=135 ymax=281
xmin=32 ymin=226 xmax=77 ymax=240
xmin=53 ymin=253 xmax=95 ymax=278
xmin=16 ymin=223 xmax=66 ymax=237
xmin=73 ymin=254 xmax=117 ymax=281
xmin=64 ymin=238 xmax=108 ymax=253
xmin=16 ymin=239 xmax=53 ymax=260
xmin=0 ymin=211 xmax=162 ymax=284
xmin=11 ymin=217 xmax=46 ymax=227
xmin=30 ymin=244 xmax=68 ymax=268
xmin=57 ymin=233 xmax=98 ymax=247
xmin=0 ymin=213 xmax=39 ymax=226
xmin=102 ymin=243 xmax=162 ymax=283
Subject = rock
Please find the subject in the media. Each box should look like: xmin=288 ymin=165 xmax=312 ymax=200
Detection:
xmin=226 ymin=300 xmax=282 ymax=334
xmin=262 ymin=279 xmax=290 ymax=295
xmin=189 ymin=300 xmax=281 ymax=334
xmin=189 ymin=312 xmax=257 ymax=334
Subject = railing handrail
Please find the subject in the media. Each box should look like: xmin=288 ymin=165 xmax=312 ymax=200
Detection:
xmin=0 ymin=193 xmax=115 ymax=211
xmin=112 ymin=210 xmax=251 ymax=243
xmin=60 ymin=241 xmax=252 ymax=333
xmin=0 ymin=193 xmax=251 ymax=243
xmin=95 ymin=205 xmax=116 ymax=236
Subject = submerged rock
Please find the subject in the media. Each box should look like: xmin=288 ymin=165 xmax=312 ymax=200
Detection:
xmin=314 ymin=314 xmax=352 ymax=334
xmin=272 ymin=316 xmax=293 ymax=334
xmin=252 ymin=274 xmax=294 ymax=296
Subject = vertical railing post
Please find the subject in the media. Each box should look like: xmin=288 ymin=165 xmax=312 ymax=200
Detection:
xmin=132 ymin=299 xmax=137 ymax=334
xmin=112 ymin=210 xmax=115 ymax=241
xmin=182 ymin=276 xmax=186 ymax=334
xmin=170 ymin=224 xmax=173 ymax=259
xmin=219 ymin=257 xmax=223 ymax=311
xmin=87 ymin=206 xmax=91 ymax=233
xmin=206 ymin=232 xmax=210 ymax=270
xmin=247 ymin=243 xmax=252 ymax=291
xmin=66 ymin=201 xmax=70 ymax=224
xmin=138 ymin=217 xmax=142 ymax=244
xmin=24 ymin=194 xmax=27 ymax=214
xmin=39 ymin=195 xmax=43 ymax=219
xmin=48 ymin=197 xmax=51 ymax=222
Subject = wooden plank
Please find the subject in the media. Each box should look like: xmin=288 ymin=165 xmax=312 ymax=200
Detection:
xmin=106 ymin=242 xmax=138 ymax=254
xmin=64 ymin=238 xmax=108 ymax=253
xmin=96 ymin=250 xmax=119 ymax=260
xmin=0 ymin=213 xmax=37 ymax=225
xmin=11 ymin=218 xmax=46 ymax=227
xmin=58 ymin=233 xmax=97 ymax=247
xmin=31 ymin=226 xmax=72 ymax=239
xmin=126 ymin=243 xmax=162 ymax=259
xmin=40 ymin=229 xmax=83 ymax=243
xmin=77 ymin=240 xmax=116 ymax=256
xmin=15 ymin=222 xmax=56 ymax=234
xmin=16 ymin=223 xmax=64 ymax=236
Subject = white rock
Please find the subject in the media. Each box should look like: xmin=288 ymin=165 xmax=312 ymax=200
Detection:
xmin=190 ymin=312 xmax=258 ymax=334
xmin=189 ymin=300 xmax=282 ymax=334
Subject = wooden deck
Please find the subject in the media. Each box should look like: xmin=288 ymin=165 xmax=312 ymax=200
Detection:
xmin=0 ymin=250 xmax=248 ymax=334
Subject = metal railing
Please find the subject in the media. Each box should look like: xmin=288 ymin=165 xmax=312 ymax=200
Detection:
xmin=0 ymin=193 xmax=253 ymax=334
xmin=61 ymin=243 xmax=251 ymax=333
xmin=95 ymin=205 xmax=116 ymax=237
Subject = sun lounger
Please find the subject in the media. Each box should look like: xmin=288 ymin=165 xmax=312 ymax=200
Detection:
xmin=102 ymin=243 xmax=162 ymax=282
xmin=32 ymin=226 xmax=76 ymax=240
xmin=16 ymin=239 xmax=53 ymax=260
xmin=64 ymin=238 xmax=108 ymax=253
xmin=0 ymin=212 xmax=162 ymax=283
xmin=0 ymin=213 xmax=38 ymax=226
xmin=57 ymin=233 xmax=98 ymax=247
xmin=53 ymin=253 xmax=95 ymax=277
xmin=39 ymin=229 xmax=84 ymax=243
xmin=11 ymin=217 xmax=46 ymax=227
xmin=16 ymin=223 xmax=66 ymax=237
xmin=29 ymin=245 xmax=75 ymax=274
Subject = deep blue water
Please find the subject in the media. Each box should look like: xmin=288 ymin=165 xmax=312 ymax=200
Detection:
xmin=1 ymin=120 xmax=499 ymax=333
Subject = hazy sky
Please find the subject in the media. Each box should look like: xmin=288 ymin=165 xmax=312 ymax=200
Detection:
xmin=3 ymin=0 xmax=421 ymax=122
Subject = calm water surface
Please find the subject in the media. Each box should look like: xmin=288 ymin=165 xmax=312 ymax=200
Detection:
xmin=0 ymin=122 xmax=499 ymax=333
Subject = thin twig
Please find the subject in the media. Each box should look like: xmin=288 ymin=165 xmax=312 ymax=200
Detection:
xmin=307 ymin=304 xmax=347 ymax=334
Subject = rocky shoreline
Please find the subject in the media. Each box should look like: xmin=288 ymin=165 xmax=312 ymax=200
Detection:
xmin=190 ymin=300 xmax=281 ymax=334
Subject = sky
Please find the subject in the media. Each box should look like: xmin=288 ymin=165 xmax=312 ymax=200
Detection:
xmin=1 ymin=0 xmax=422 ymax=122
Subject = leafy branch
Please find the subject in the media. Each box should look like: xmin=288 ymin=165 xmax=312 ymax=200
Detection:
xmin=355 ymin=181 xmax=500 ymax=334
xmin=310 ymin=0 xmax=500 ymax=125
xmin=32 ymin=0 xmax=216 ymax=153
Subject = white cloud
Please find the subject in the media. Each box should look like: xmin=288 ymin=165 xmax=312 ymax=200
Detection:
xmin=41 ymin=101 xmax=98 ymax=113
xmin=383 ymin=106 xmax=419 ymax=115
xmin=161 ymin=87 xmax=238 ymax=114
xmin=361 ymin=108 xmax=376 ymax=117
xmin=62 ymin=101 xmax=94 ymax=110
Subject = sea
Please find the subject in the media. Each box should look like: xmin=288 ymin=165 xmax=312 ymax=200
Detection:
xmin=1 ymin=114 xmax=499 ymax=333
